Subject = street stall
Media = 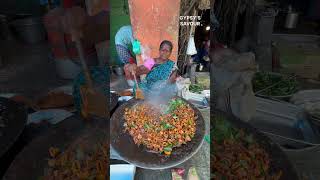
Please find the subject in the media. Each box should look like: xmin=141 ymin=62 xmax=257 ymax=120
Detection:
xmin=213 ymin=0 xmax=320 ymax=179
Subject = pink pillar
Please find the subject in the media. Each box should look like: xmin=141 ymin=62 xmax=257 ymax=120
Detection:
xmin=128 ymin=0 xmax=181 ymax=65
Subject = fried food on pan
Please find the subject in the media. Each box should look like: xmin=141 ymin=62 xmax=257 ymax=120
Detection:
xmin=212 ymin=116 xmax=282 ymax=180
xmin=124 ymin=98 xmax=196 ymax=155
xmin=43 ymin=141 xmax=108 ymax=180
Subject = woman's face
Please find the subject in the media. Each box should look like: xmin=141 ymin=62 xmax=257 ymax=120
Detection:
xmin=159 ymin=44 xmax=172 ymax=60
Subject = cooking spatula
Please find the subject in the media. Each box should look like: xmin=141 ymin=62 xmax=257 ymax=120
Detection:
xmin=73 ymin=35 xmax=108 ymax=119
xmin=132 ymin=73 xmax=144 ymax=100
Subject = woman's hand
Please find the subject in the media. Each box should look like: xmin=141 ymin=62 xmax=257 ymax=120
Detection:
xmin=124 ymin=64 xmax=150 ymax=79
xmin=126 ymin=64 xmax=137 ymax=75
xmin=137 ymin=65 xmax=150 ymax=76
xmin=124 ymin=64 xmax=134 ymax=80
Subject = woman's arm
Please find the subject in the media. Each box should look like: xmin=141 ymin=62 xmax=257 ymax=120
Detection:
xmin=136 ymin=65 xmax=150 ymax=76
xmin=168 ymin=70 xmax=179 ymax=84
xmin=125 ymin=64 xmax=150 ymax=77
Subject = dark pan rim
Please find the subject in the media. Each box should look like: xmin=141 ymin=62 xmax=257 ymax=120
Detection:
xmin=110 ymin=93 xmax=119 ymax=112
xmin=114 ymin=138 xmax=205 ymax=170
xmin=0 ymin=97 xmax=27 ymax=158
xmin=110 ymin=97 xmax=206 ymax=169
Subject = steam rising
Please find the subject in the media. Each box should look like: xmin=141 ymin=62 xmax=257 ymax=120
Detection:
xmin=144 ymin=81 xmax=178 ymax=106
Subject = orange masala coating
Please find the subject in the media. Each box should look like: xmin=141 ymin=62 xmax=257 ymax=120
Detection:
xmin=123 ymin=100 xmax=196 ymax=154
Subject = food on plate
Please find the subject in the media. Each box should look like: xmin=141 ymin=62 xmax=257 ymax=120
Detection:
xmin=212 ymin=115 xmax=282 ymax=179
xmin=124 ymin=98 xmax=197 ymax=155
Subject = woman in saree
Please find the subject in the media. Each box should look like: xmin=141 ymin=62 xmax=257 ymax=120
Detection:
xmin=124 ymin=40 xmax=179 ymax=98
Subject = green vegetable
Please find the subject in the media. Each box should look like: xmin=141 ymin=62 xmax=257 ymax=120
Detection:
xmin=239 ymin=160 xmax=248 ymax=169
xmin=189 ymin=84 xmax=204 ymax=94
xmin=211 ymin=115 xmax=239 ymax=143
xmin=166 ymin=98 xmax=185 ymax=114
xmin=252 ymin=72 xmax=298 ymax=96
xmin=245 ymin=134 xmax=254 ymax=144
xmin=129 ymin=123 xmax=137 ymax=128
xmin=212 ymin=115 xmax=256 ymax=145
xmin=144 ymin=123 xmax=151 ymax=129
xmin=165 ymin=124 xmax=173 ymax=129
xmin=163 ymin=146 xmax=172 ymax=152
xmin=161 ymin=121 xmax=173 ymax=130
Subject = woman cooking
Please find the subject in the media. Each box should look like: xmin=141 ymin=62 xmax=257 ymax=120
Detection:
xmin=124 ymin=40 xmax=179 ymax=98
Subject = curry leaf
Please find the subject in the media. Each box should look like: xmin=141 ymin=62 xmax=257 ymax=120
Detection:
xmin=163 ymin=146 xmax=172 ymax=152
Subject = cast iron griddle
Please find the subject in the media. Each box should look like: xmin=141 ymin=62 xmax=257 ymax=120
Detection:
xmin=110 ymin=92 xmax=119 ymax=113
xmin=212 ymin=110 xmax=299 ymax=180
xmin=3 ymin=116 xmax=108 ymax=180
xmin=110 ymin=97 xmax=206 ymax=170
xmin=0 ymin=97 xmax=27 ymax=158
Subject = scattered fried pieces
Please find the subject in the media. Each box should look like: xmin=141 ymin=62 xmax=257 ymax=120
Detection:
xmin=124 ymin=98 xmax=196 ymax=155
xmin=49 ymin=147 xmax=60 ymax=158
xmin=43 ymin=142 xmax=108 ymax=180
xmin=212 ymin=116 xmax=282 ymax=180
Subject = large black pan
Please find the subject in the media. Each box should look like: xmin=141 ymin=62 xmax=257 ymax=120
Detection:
xmin=110 ymin=92 xmax=119 ymax=115
xmin=0 ymin=97 xmax=27 ymax=158
xmin=212 ymin=110 xmax=299 ymax=180
xmin=3 ymin=116 xmax=108 ymax=180
xmin=110 ymin=97 xmax=206 ymax=169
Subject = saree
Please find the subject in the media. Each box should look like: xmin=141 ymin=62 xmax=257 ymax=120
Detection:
xmin=134 ymin=60 xmax=177 ymax=98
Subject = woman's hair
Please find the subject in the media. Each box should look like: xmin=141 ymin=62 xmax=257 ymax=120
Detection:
xmin=159 ymin=40 xmax=173 ymax=51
